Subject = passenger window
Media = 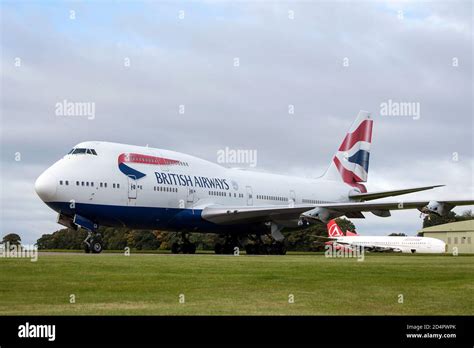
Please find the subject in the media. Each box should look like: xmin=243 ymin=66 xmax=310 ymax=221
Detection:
xmin=65 ymin=181 xmax=69 ymax=185
xmin=104 ymin=183 xmax=107 ymax=188
xmin=86 ymin=182 xmax=89 ymax=186
xmin=113 ymin=184 xmax=116 ymax=188
xmin=76 ymin=181 xmax=79 ymax=186
xmin=91 ymin=182 xmax=94 ymax=187
xmin=117 ymin=184 xmax=120 ymax=188
xmin=59 ymin=180 xmax=63 ymax=185
xmin=81 ymin=182 xmax=84 ymax=186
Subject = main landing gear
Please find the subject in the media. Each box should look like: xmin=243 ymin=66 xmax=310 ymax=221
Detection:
xmin=84 ymin=230 xmax=103 ymax=254
xmin=171 ymin=232 xmax=196 ymax=254
xmin=213 ymin=232 xmax=287 ymax=255
xmin=244 ymin=234 xmax=287 ymax=255
xmin=244 ymin=223 xmax=287 ymax=255
xmin=214 ymin=234 xmax=241 ymax=254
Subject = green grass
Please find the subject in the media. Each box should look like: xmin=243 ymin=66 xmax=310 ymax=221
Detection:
xmin=0 ymin=253 xmax=472 ymax=315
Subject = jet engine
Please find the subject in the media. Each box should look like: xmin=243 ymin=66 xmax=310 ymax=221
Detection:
xmin=371 ymin=210 xmax=391 ymax=218
xmin=420 ymin=200 xmax=454 ymax=216
xmin=300 ymin=207 xmax=343 ymax=223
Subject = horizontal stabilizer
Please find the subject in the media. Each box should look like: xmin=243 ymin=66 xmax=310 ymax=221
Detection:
xmin=349 ymin=185 xmax=445 ymax=201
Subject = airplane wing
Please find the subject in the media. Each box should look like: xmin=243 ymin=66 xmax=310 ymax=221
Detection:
xmin=311 ymin=199 xmax=474 ymax=213
xmin=201 ymin=199 xmax=474 ymax=225
xmin=348 ymin=185 xmax=445 ymax=201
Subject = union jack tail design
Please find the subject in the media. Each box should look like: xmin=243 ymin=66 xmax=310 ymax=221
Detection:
xmin=322 ymin=111 xmax=373 ymax=193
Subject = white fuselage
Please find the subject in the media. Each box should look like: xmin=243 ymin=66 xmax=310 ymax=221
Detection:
xmin=331 ymin=236 xmax=446 ymax=253
xmin=35 ymin=141 xmax=355 ymax=233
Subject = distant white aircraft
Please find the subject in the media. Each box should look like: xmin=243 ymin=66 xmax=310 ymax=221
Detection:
xmin=34 ymin=111 xmax=473 ymax=254
xmin=323 ymin=219 xmax=446 ymax=253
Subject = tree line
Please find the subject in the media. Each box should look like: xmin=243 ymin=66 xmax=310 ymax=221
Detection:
xmin=34 ymin=218 xmax=356 ymax=252
xmin=6 ymin=210 xmax=470 ymax=252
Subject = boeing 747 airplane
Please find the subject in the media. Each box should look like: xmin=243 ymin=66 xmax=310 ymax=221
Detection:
xmin=34 ymin=111 xmax=473 ymax=254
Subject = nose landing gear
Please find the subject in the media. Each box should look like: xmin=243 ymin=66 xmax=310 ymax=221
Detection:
xmin=84 ymin=230 xmax=103 ymax=254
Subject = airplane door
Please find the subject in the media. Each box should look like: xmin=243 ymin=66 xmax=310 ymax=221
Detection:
xmin=289 ymin=190 xmax=296 ymax=206
xmin=128 ymin=175 xmax=137 ymax=201
xmin=186 ymin=188 xmax=197 ymax=214
xmin=187 ymin=188 xmax=195 ymax=205
xmin=246 ymin=186 xmax=253 ymax=206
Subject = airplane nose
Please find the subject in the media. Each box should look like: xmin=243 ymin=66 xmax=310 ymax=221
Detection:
xmin=35 ymin=171 xmax=57 ymax=202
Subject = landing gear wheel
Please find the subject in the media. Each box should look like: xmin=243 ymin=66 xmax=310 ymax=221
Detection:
xmin=273 ymin=242 xmax=286 ymax=255
xmin=90 ymin=239 xmax=103 ymax=254
xmin=245 ymin=244 xmax=255 ymax=255
xmin=83 ymin=229 xmax=103 ymax=254
xmin=214 ymin=243 xmax=223 ymax=254
xmin=182 ymin=243 xmax=196 ymax=254
xmin=171 ymin=242 xmax=180 ymax=254
xmin=222 ymin=244 xmax=235 ymax=255
xmin=187 ymin=243 xmax=196 ymax=254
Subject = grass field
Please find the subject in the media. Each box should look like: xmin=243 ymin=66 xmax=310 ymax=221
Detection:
xmin=0 ymin=252 xmax=472 ymax=315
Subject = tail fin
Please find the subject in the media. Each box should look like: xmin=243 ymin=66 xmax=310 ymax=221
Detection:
xmin=327 ymin=219 xmax=345 ymax=237
xmin=322 ymin=111 xmax=373 ymax=193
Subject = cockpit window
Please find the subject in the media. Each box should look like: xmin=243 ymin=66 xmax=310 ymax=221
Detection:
xmin=68 ymin=148 xmax=98 ymax=155
xmin=73 ymin=148 xmax=87 ymax=154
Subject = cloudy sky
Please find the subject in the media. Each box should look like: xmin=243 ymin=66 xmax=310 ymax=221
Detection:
xmin=1 ymin=1 xmax=472 ymax=245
